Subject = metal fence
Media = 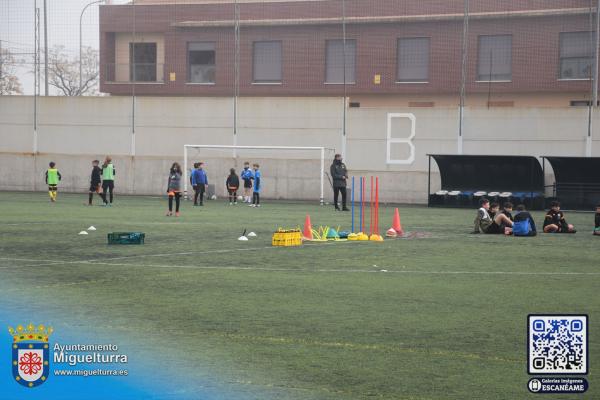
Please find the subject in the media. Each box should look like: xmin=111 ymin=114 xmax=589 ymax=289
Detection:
xmin=1 ymin=0 xmax=599 ymax=156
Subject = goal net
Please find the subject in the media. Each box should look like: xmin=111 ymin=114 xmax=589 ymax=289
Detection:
xmin=183 ymin=145 xmax=336 ymax=204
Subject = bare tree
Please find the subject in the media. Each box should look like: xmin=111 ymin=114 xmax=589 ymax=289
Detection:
xmin=47 ymin=45 xmax=99 ymax=96
xmin=0 ymin=47 xmax=24 ymax=95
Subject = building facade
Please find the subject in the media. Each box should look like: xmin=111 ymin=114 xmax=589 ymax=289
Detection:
xmin=99 ymin=0 xmax=597 ymax=107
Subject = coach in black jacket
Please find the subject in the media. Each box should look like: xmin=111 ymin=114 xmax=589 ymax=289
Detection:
xmin=330 ymin=154 xmax=349 ymax=211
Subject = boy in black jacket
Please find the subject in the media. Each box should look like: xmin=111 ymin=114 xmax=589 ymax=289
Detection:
xmin=543 ymin=201 xmax=576 ymax=233
xmin=88 ymin=160 xmax=103 ymax=206
xmin=594 ymin=205 xmax=600 ymax=236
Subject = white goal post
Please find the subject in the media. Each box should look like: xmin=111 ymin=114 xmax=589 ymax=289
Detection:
xmin=183 ymin=144 xmax=335 ymax=204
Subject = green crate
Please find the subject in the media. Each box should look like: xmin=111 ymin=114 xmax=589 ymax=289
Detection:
xmin=107 ymin=232 xmax=145 ymax=245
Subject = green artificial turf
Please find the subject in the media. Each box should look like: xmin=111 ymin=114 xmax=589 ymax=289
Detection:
xmin=0 ymin=191 xmax=598 ymax=399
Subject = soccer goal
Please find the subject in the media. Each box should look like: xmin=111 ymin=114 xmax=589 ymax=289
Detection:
xmin=183 ymin=144 xmax=336 ymax=204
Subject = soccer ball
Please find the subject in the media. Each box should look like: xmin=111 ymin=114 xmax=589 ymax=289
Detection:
xmin=238 ymin=195 xmax=243 ymax=201
xmin=211 ymin=195 xmax=217 ymax=200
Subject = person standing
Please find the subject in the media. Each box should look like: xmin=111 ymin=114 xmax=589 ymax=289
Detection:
xmin=226 ymin=168 xmax=240 ymax=205
xmin=101 ymin=156 xmax=116 ymax=206
xmin=192 ymin=162 xmax=208 ymax=206
xmin=190 ymin=163 xmax=200 ymax=206
xmin=330 ymin=154 xmax=349 ymax=211
xmin=250 ymin=163 xmax=261 ymax=207
xmin=166 ymin=162 xmax=183 ymax=217
xmin=88 ymin=159 xmax=103 ymax=206
xmin=241 ymin=162 xmax=254 ymax=203
xmin=45 ymin=161 xmax=62 ymax=202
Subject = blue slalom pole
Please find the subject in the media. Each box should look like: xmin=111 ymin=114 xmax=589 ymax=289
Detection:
xmin=351 ymin=176 xmax=355 ymax=232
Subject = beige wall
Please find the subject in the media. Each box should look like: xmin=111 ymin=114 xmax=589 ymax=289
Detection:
xmin=0 ymin=95 xmax=598 ymax=203
xmin=114 ymin=33 xmax=165 ymax=82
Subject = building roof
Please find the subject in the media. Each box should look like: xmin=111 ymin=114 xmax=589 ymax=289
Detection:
xmin=129 ymin=0 xmax=327 ymax=4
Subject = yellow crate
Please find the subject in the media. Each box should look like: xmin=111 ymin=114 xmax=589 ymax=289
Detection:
xmin=272 ymin=229 xmax=303 ymax=247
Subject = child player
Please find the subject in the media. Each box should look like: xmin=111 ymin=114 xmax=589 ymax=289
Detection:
xmin=87 ymin=159 xmax=103 ymax=206
xmin=495 ymin=202 xmax=514 ymax=235
xmin=101 ymin=156 xmax=116 ymax=206
xmin=543 ymin=200 xmax=576 ymax=233
xmin=241 ymin=162 xmax=254 ymax=203
xmin=45 ymin=161 xmax=61 ymax=202
xmin=191 ymin=162 xmax=208 ymax=206
xmin=166 ymin=162 xmax=183 ymax=217
xmin=513 ymin=204 xmax=537 ymax=237
xmin=226 ymin=168 xmax=240 ymax=205
xmin=190 ymin=163 xmax=200 ymax=206
xmin=594 ymin=205 xmax=600 ymax=236
xmin=473 ymin=198 xmax=491 ymax=233
xmin=250 ymin=163 xmax=261 ymax=207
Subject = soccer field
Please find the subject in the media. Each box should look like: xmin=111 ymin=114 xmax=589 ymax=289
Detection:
xmin=1 ymin=191 xmax=598 ymax=399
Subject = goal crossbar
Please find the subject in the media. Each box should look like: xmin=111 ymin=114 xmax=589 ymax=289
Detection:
xmin=183 ymin=144 xmax=335 ymax=204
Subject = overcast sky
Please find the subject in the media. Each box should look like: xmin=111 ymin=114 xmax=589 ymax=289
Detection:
xmin=0 ymin=0 xmax=129 ymax=94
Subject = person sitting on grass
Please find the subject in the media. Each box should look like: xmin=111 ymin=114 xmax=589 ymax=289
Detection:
xmin=485 ymin=202 xmax=503 ymax=234
xmin=495 ymin=202 xmax=514 ymax=235
xmin=512 ymin=204 xmax=537 ymax=237
xmin=477 ymin=202 xmax=513 ymax=234
xmin=543 ymin=201 xmax=576 ymax=233
xmin=594 ymin=205 xmax=600 ymax=236
xmin=473 ymin=198 xmax=495 ymax=234
xmin=166 ymin=162 xmax=182 ymax=217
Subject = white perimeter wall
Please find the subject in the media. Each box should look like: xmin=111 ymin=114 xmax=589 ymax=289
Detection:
xmin=0 ymin=96 xmax=598 ymax=203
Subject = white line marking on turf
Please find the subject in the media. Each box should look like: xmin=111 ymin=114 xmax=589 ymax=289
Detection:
xmin=2 ymin=240 xmax=355 ymax=269
xmin=27 ymin=261 xmax=600 ymax=276
xmin=0 ymin=257 xmax=58 ymax=262
xmin=3 ymin=246 xmax=278 ymax=268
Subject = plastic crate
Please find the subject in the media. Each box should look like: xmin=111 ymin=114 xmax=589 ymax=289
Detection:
xmin=272 ymin=229 xmax=303 ymax=247
xmin=107 ymin=232 xmax=145 ymax=245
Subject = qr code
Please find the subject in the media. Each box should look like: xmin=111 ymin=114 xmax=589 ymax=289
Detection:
xmin=528 ymin=315 xmax=588 ymax=374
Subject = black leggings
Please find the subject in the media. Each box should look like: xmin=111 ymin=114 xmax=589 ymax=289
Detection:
xmin=193 ymin=185 xmax=205 ymax=205
xmin=252 ymin=192 xmax=260 ymax=205
xmin=168 ymin=192 xmax=181 ymax=212
xmin=102 ymin=180 xmax=114 ymax=203
xmin=228 ymin=188 xmax=238 ymax=203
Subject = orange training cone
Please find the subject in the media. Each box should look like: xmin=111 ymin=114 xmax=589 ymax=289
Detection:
xmin=391 ymin=208 xmax=404 ymax=236
xmin=303 ymin=214 xmax=313 ymax=240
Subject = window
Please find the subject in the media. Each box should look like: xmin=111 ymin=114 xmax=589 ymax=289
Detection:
xmin=129 ymin=42 xmax=157 ymax=82
xmin=253 ymin=41 xmax=282 ymax=83
xmin=397 ymin=38 xmax=430 ymax=83
xmin=477 ymin=35 xmax=512 ymax=81
xmin=188 ymin=42 xmax=216 ymax=83
xmin=560 ymin=32 xmax=593 ymax=80
xmin=325 ymin=39 xmax=356 ymax=84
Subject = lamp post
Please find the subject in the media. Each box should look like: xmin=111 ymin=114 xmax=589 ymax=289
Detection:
xmin=79 ymin=0 xmax=104 ymax=94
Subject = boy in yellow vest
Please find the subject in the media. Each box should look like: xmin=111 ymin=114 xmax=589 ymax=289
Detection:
xmin=45 ymin=161 xmax=62 ymax=202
